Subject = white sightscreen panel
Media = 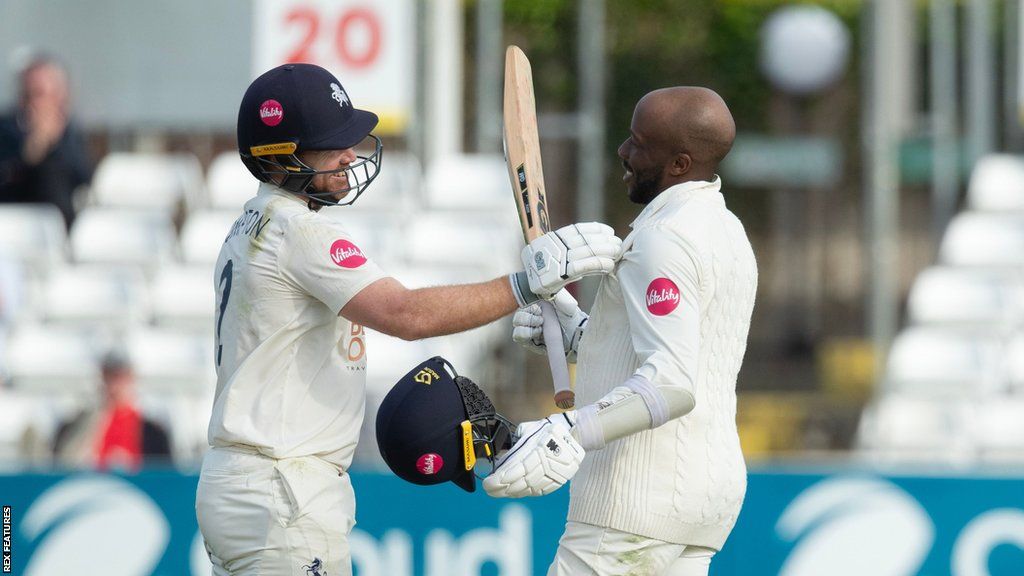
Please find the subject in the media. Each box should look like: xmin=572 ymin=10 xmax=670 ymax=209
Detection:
xmin=0 ymin=0 xmax=252 ymax=131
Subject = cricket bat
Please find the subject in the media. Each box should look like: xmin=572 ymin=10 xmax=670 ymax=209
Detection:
xmin=503 ymin=45 xmax=575 ymax=410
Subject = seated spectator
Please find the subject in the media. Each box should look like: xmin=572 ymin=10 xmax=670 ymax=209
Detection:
xmin=0 ymin=54 xmax=92 ymax=229
xmin=53 ymin=351 xmax=171 ymax=471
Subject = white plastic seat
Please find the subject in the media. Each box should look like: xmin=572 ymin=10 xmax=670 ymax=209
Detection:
xmin=179 ymin=210 xmax=240 ymax=265
xmin=973 ymin=397 xmax=1024 ymax=462
xmin=884 ymin=327 xmax=1005 ymax=397
xmin=4 ymin=325 xmax=100 ymax=396
xmin=1003 ymin=333 xmax=1024 ymax=393
xmin=0 ymin=204 xmax=68 ymax=277
xmin=907 ymin=266 xmax=1024 ymax=329
xmin=126 ymin=327 xmax=215 ymax=395
xmin=70 ymin=208 xmax=176 ymax=269
xmin=857 ymin=395 xmax=975 ymax=462
xmin=405 ymin=211 xmax=520 ymax=277
xmin=41 ymin=265 xmax=149 ymax=329
xmin=424 ymin=154 xmax=511 ymax=210
xmin=206 ymin=152 xmax=258 ymax=210
xmin=150 ymin=265 xmax=215 ymax=331
xmin=966 ymin=154 xmax=1024 ymax=211
xmin=91 ymin=152 xmax=203 ymax=211
xmin=939 ymin=212 xmax=1024 ymax=267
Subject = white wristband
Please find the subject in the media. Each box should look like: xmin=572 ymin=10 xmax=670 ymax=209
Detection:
xmin=573 ymin=404 xmax=605 ymax=451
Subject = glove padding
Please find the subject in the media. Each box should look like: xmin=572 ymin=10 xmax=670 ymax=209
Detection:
xmin=483 ymin=413 xmax=584 ymax=498
xmin=522 ymin=223 xmax=621 ymax=298
xmin=513 ymin=289 xmax=588 ymax=363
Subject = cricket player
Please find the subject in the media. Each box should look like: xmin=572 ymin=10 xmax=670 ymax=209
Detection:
xmin=488 ymin=86 xmax=758 ymax=576
xmin=194 ymin=63 xmax=622 ymax=576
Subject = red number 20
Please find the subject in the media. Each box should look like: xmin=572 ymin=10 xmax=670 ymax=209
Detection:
xmin=284 ymin=6 xmax=381 ymax=70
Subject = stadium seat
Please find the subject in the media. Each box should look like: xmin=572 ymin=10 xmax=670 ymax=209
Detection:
xmin=125 ymin=327 xmax=215 ymax=395
xmin=0 ymin=204 xmax=68 ymax=278
xmin=973 ymin=397 xmax=1024 ymax=462
xmin=70 ymin=208 xmax=177 ymax=270
xmin=179 ymin=210 xmax=239 ymax=265
xmin=1003 ymin=333 xmax=1024 ymax=393
xmin=424 ymin=154 xmax=511 ymax=210
xmin=883 ymin=327 xmax=1005 ymax=397
xmin=405 ymin=211 xmax=520 ymax=277
xmin=206 ymin=152 xmax=258 ymax=210
xmin=966 ymin=154 xmax=1024 ymax=212
xmin=857 ymin=395 xmax=976 ymax=463
xmin=91 ymin=152 xmax=204 ymax=211
xmin=150 ymin=265 xmax=215 ymax=332
xmin=939 ymin=212 xmax=1024 ymax=267
xmin=41 ymin=265 xmax=150 ymax=330
xmin=906 ymin=266 xmax=1024 ymax=329
xmin=4 ymin=325 xmax=101 ymax=396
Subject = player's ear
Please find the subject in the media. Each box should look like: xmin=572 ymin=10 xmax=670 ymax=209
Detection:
xmin=668 ymin=152 xmax=691 ymax=177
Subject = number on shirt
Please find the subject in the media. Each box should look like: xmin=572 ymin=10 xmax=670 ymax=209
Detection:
xmin=216 ymin=259 xmax=233 ymax=366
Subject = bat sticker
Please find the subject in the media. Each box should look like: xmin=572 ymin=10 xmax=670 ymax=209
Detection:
xmin=517 ymin=164 xmax=534 ymax=228
xmin=536 ymin=200 xmax=550 ymax=233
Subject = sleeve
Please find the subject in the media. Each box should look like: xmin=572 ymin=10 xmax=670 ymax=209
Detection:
xmin=617 ymin=225 xmax=702 ymax=398
xmin=278 ymin=216 xmax=387 ymax=314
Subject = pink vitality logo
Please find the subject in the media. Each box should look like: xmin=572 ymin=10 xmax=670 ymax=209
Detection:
xmin=646 ymin=277 xmax=681 ymax=316
xmin=416 ymin=453 xmax=443 ymax=475
xmin=330 ymin=239 xmax=366 ymax=268
xmin=259 ymin=99 xmax=283 ymax=126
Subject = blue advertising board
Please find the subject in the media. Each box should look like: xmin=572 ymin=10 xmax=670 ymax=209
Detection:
xmin=1 ymin=468 xmax=1022 ymax=575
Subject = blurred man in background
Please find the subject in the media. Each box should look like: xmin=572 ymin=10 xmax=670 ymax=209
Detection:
xmin=0 ymin=54 xmax=92 ymax=228
xmin=52 ymin=351 xmax=171 ymax=471
xmin=492 ymin=87 xmax=757 ymax=576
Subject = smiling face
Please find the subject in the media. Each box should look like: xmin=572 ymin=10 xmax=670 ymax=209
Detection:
xmin=299 ymin=147 xmax=358 ymax=202
xmin=617 ymin=98 xmax=673 ymax=205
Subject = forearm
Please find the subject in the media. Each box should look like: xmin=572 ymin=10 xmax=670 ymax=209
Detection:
xmin=571 ymin=375 xmax=695 ymax=450
xmin=401 ymin=276 xmax=518 ymax=340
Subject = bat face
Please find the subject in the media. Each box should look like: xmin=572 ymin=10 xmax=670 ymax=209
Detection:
xmin=504 ymin=46 xmax=551 ymax=242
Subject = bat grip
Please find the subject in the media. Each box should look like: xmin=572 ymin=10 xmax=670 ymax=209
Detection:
xmin=539 ymin=300 xmax=574 ymax=409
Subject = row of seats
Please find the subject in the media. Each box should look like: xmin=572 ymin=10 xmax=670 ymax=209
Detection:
xmin=89 ymin=151 xmax=514 ymax=213
xmin=858 ymin=153 xmax=1024 ymax=462
xmin=0 ymin=151 xmax=525 ymax=468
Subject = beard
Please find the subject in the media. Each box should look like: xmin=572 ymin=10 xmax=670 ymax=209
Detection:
xmin=627 ymin=163 xmax=663 ymax=205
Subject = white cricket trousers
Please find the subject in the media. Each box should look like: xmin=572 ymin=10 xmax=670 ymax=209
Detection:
xmin=548 ymin=521 xmax=716 ymax=576
xmin=195 ymin=446 xmax=355 ymax=576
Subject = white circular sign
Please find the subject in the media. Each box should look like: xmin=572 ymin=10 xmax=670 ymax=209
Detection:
xmin=761 ymin=6 xmax=851 ymax=95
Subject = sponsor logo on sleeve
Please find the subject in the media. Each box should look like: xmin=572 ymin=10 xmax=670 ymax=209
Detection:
xmin=416 ymin=453 xmax=443 ymax=476
xmin=646 ymin=278 xmax=681 ymax=316
xmin=259 ymin=99 xmax=284 ymax=126
xmin=330 ymin=239 xmax=367 ymax=268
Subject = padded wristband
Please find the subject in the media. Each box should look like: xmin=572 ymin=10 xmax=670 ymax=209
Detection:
xmin=509 ymin=271 xmax=540 ymax=307
xmin=573 ymin=404 xmax=606 ymax=451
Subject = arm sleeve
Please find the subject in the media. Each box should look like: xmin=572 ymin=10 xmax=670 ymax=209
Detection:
xmin=572 ymin=226 xmax=701 ymax=450
xmin=278 ymin=216 xmax=386 ymax=314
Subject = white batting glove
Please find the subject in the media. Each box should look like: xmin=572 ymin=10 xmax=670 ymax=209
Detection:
xmin=512 ymin=289 xmax=588 ymax=363
xmin=510 ymin=223 xmax=621 ymax=305
xmin=483 ymin=413 xmax=584 ymax=498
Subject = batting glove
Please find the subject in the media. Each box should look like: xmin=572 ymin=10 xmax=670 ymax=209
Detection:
xmin=483 ymin=412 xmax=584 ymax=498
xmin=512 ymin=289 xmax=588 ymax=363
xmin=510 ymin=223 xmax=621 ymax=305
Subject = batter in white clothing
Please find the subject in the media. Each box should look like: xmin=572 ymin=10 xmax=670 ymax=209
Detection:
xmin=196 ymin=63 xmax=623 ymax=576
xmin=491 ymin=87 xmax=757 ymax=576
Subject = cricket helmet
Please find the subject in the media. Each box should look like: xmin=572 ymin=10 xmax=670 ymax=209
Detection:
xmin=237 ymin=63 xmax=382 ymax=207
xmin=375 ymin=357 xmax=517 ymax=493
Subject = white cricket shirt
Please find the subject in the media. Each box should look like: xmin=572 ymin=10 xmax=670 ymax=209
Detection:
xmin=569 ymin=177 xmax=757 ymax=549
xmin=207 ymin=182 xmax=385 ymax=470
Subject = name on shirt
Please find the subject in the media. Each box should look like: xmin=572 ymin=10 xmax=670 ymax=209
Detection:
xmin=225 ymin=209 xmax=271 ymax=242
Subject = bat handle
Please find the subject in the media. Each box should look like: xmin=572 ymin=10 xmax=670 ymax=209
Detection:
xmin=539 ymin=299 xmax=574 ymax=409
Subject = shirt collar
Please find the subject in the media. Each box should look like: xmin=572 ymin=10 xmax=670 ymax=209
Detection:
xmin=629 ymin=176 xmax=723 ymax=230
xmin=257 ymin=181 xmax=307 ymax=207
